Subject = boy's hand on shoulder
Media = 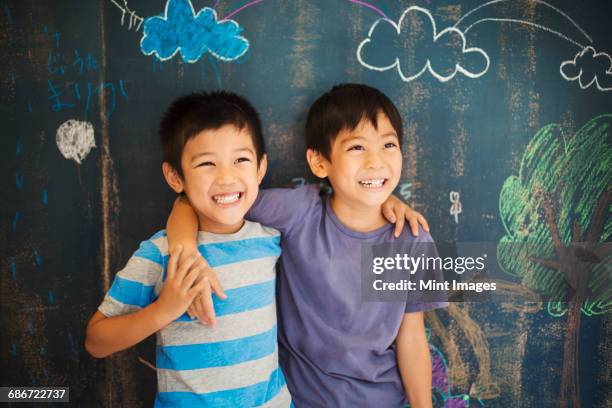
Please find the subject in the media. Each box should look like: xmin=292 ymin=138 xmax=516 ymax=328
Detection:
xmin=154 ymin=246 xmax=211 ymax=323
xmin=187 ymin=264 xmax=227 ymax=328
xmin=382 ymin=195 xmax=430 ymax=238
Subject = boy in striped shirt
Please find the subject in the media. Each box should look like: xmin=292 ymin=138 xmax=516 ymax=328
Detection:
xmin=85 ymin=91 xmax=292 ymax=407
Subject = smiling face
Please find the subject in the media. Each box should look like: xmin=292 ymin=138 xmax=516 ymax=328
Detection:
xmin=164 ymin=124 xmax=266 ymax=234
xmin=309 ymin=111 xmax=402 ymax=218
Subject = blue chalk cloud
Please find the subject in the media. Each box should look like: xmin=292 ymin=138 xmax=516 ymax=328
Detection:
xmin=560 ymin=46 xmax=612 ymax=92
xmin=140 ymin=0 xmax=249 ymax=63
xmin=357 ymin=6 xmax=489 ymax=82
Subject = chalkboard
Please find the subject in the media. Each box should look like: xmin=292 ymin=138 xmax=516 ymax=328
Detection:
xmin=1 ymin=0 xmax=610 ymax=406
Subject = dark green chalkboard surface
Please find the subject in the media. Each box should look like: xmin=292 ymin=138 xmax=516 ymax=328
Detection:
xmin=1 ymin=0 xmax=610 ymax=406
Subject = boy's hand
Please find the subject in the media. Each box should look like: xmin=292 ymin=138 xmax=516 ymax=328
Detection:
xmin=154 ymin=246 xmax=210 ymax=323
xmin=382 ymin=195 xmax=430 ymax=238
xmin=168 ymin=244 xmax=227 ymax=327
xmin=187 ymin=266 xmax=227 ymax=327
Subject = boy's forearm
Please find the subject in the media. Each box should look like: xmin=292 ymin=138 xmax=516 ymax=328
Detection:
xmin=167 ymin=196 xmax=199 ymax=250
xmin=396 ymin=313 xmax=433 ymax=408
xmin=85 ymin=302 xmax=172 ymax=358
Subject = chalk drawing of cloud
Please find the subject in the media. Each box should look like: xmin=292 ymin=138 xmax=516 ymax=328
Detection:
xmin=560 ymin=46 xmax=612 ymax=91
xmin=140 ymin=0 xmax=249 ymax=63
xmin=357 ymin=6 xmax=490 ymax=82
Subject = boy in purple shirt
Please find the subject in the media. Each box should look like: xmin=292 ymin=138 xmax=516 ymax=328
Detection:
xmin=169 ymin=84 xmax=447 ymax=407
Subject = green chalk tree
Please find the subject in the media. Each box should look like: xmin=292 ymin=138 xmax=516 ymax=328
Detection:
xmin=497 ymin=114 xmax=611 ymax=408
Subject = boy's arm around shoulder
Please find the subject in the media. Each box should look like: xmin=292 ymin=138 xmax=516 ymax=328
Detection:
xmin=396 ymin=312 xmax=433 ymax=408
xmin=245 ymin=185 xmax=320 ymax=234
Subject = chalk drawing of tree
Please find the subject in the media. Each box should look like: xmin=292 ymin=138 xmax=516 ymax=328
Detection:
xmin=497 ymin=114 xmax=612 ymax=408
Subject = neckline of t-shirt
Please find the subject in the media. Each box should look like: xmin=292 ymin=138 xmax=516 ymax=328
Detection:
xmin=196 ymin=219 xmax=250 ymax=242
xmin=324 ymin=196 xmax=394 ymax=239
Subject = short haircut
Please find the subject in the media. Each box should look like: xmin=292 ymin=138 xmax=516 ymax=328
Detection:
xmin=305 ymin=83 xmax=403 ymax=160
xmin=160 ymin=91 xmax=264 ymax=177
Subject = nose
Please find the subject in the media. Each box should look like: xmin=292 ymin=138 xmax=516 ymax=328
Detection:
xmin=216 ymin=164 xmax=237 ymax=185
xmin=364 ymin=151 xmax=384 ymax=169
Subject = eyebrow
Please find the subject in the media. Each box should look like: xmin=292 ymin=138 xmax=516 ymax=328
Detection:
xmin=340 ymin=135 xmax=367 ymax=145
xmin=190 ymin=147 xmax=255 ymax=162
xmin=340 ymin=132 xmax=398 ymax=144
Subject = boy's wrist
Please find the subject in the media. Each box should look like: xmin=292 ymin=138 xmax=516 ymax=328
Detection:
xmin=148 ymin=301 xmax=177 ymax=328
xmin=169 ymin=242 xmax=199 ymax=255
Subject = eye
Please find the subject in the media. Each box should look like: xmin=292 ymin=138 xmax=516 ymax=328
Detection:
xmin=384 ymin=142 xmax=398 ymax=149
xmin=235 ymin=157 xmax=251 ymax=164
xmin=347 ymin=145 xmax=365 ymax=151
xmin=196 ymin=161 xmax=214 ymax=167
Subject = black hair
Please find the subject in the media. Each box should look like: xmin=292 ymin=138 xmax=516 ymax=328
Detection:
xmin=160 ymin=91 xmax=264 ymax=177
xmin=305 ymin=83 xmax=403 ymax=160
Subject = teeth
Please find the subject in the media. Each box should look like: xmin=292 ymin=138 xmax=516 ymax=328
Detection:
xmin=359 ymin=179 xmax=385 ymax=188
xmin=213 ymin=193 xmax=240 ymax=204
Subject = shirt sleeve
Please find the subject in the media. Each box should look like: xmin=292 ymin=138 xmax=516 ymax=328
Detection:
xmin=246 ymin=185 xmax=321 ymax=234
xmin=405 ymin=226 xmax=450 ymax=313
xmin=98 ymin=236 xmax=165 ymax=317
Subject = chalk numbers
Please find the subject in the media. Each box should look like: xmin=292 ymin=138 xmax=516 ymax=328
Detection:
xmin=450 ymin=191 xmax=462 ymax=224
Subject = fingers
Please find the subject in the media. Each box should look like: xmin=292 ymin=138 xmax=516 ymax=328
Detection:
xmin=185 ymin=255 xmax=227 ymax=302
xmin=192 ymin=296 xmax=210 ymax=325
xmin=209 ymin=276 xmax=227 ymax=300
xmin=192 ymin=258 xmax=227 ymax=300
xmin=189 ymin=277 xmax=216 ymax=327
xmin=394 ymin=214 xmax=406 ymax=238
xmin=382 ymin=203 xmax=396 ymax=223
xmin=176 ymin=252 xmax=198 ymax=282
xmin=166 ymin=245 xmax=182 ymax=280
xmin=408 ymin=216 xmax=419 ymax=237
xmin=200 ymin=280 xmax=216 ymax=327
xmin=190 ymin=256 xmax=208 ymax=283
xmin=187 ymin=304 xmax=196 ymax=320
xmin=183 ymin=267 xmax=201 ymax=290
xmin=418 ymin=213 xmax=430 ymax=232
xmin=406 ymin=211 xmax=429 ymax=237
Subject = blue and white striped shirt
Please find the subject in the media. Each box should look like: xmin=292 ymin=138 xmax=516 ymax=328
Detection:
xmin=98 ymin=221 xmax=291 ymax=407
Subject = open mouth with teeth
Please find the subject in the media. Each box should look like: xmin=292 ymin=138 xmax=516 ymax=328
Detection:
xmin=358 ymin=178 xmax=388 ymax=189
xmin=212 ymin=192 xmax=243 ymax=206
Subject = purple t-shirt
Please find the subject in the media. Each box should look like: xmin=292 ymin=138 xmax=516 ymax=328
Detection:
xmin=247 ymin=185 xmax=448 ymax=407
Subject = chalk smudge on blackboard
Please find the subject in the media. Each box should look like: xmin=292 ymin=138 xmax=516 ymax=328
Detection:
xmin=4 ymin=5 xmax=12 ymax=24
xmin=55 ymin=119 xmax=96 ymax=164
xmin=289 ymin=0 xmax=319 ymax=89
xmin=15 ymin=174 xmax=24 ymax=190
xmin=33 ymin=250 xmax=41 ymax=268
xmin=10 ymin=258 xmax=16 ymax=281
xmin=11 ymin=212 xmax=20 ymax=231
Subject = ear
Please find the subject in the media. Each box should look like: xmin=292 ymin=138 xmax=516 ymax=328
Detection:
xmin=306 ymin=149 xmax=328 ymax=179
xmin=257 ymin=153 xmax=268 ymax=184
xmin=162 ymin=162 xmax=184 ymax=194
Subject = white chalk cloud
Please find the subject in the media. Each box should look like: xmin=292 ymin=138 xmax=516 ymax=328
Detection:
xmin=560 ymin=46 xmax=612 ymax=92
xmin=357 ymin=6 xmax=490 ymax=83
